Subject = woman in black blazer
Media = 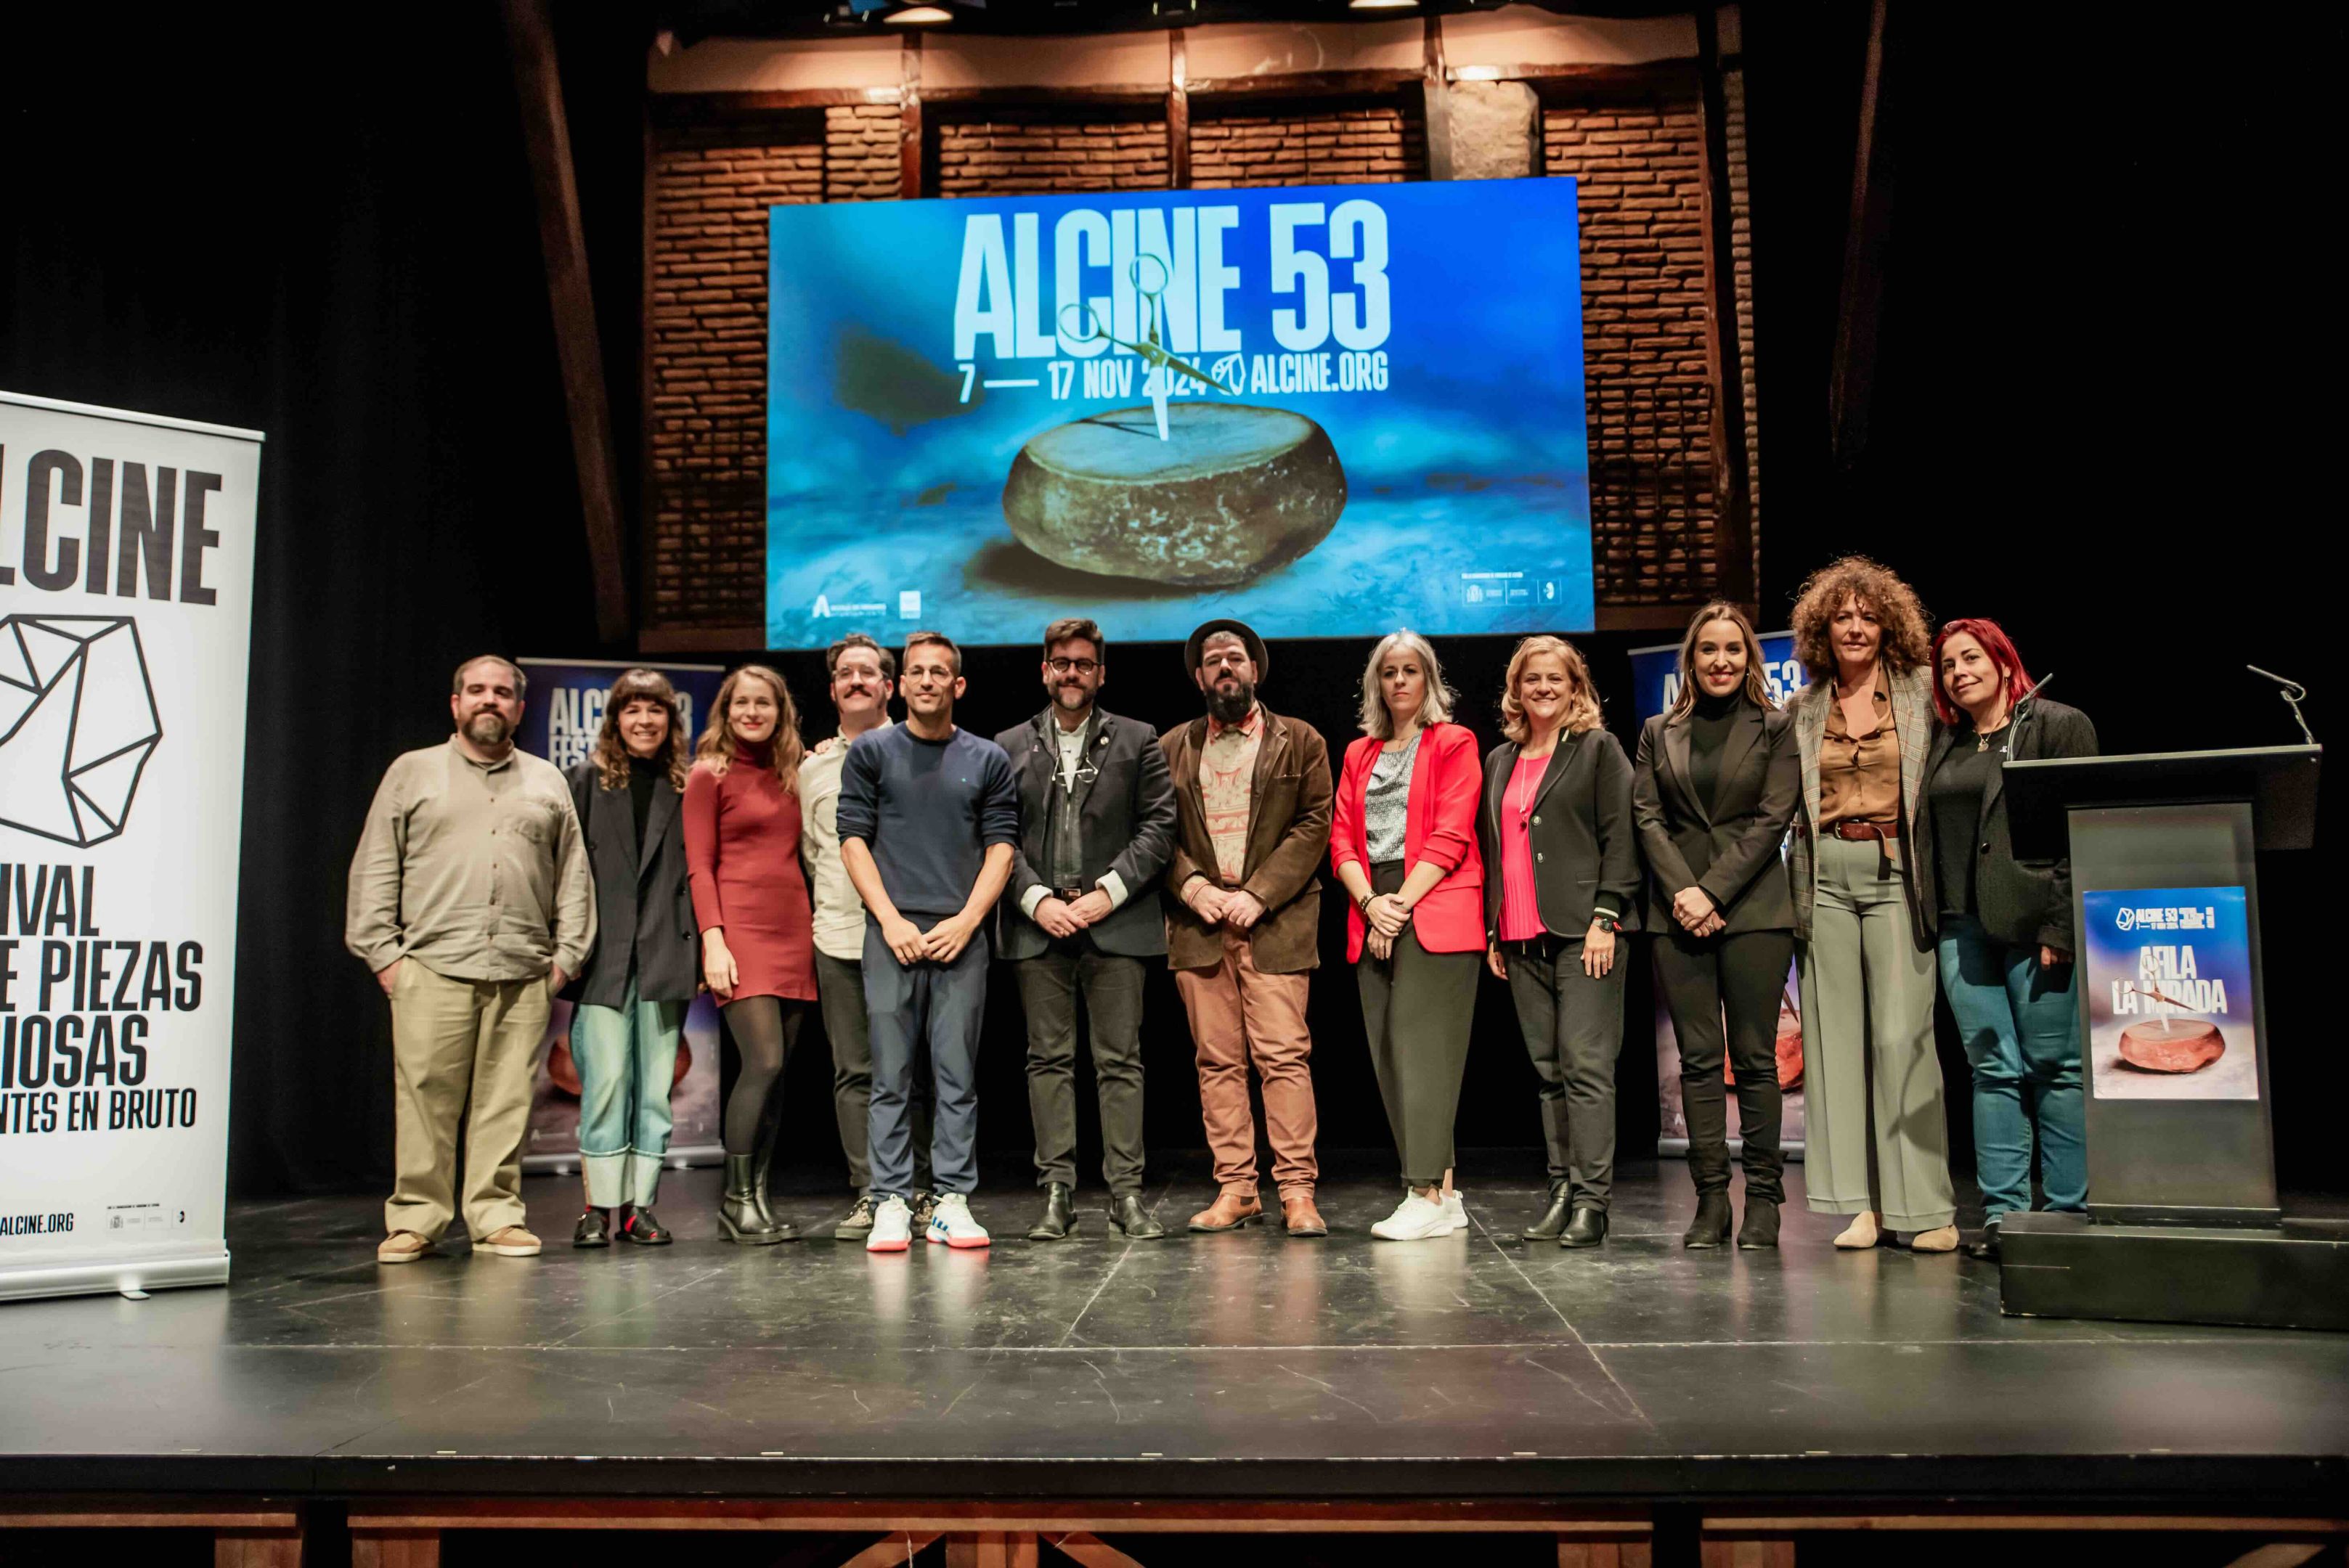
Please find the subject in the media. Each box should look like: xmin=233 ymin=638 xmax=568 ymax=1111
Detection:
xmin=1631 ymin=603 xmax=1802 ymax=1251
xmin=564 ymin=669 xmax=701 ymax=1249
xmin=1478 ymin=635 xmax=1642 ymax=1249
xmin=1914 ymin=618 xmax=2097 ymax=1259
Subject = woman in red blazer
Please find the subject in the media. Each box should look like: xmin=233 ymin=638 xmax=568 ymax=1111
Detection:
xmin=1332 ymin=630 xmax=1486 ymax=1242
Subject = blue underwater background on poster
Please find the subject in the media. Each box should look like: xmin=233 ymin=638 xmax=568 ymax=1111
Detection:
xmin=766 ymin=179 xmax=1592 ymax=650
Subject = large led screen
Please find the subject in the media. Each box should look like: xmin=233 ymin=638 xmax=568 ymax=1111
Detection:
xmin=765 ymin=179 xmax=1591 ymax=650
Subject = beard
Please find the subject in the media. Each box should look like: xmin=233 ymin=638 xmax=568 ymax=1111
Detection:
xmin=1205 ymin=677 xmax=1255 ymax=726
xmin=464 ymin=709 xmax=512 ymax=746
xmin=1054 ymin=682 xmax=1090 ymax=710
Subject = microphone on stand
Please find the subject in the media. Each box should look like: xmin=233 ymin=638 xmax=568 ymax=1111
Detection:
xmin=2247 ymin=665 xmax=2317 ymax=746
xmin=1996 ymin=672 xmax=2053 ymax=757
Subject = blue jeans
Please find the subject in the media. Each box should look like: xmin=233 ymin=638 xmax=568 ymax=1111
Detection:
xmin=1935 ymin=914 xmax=2085 ymax=1222
xmin=571 ymin=973 xmax=687 ymax=1208
xmin=863 ymin=919 xmax=988 ymax=1199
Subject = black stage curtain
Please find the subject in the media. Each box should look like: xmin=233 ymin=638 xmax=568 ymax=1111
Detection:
xmin=6 ymin=8 xmax=2335 ymax=1200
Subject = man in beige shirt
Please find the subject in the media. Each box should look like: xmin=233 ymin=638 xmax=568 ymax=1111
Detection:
xmin=346 ymin=655 xmax=593 ymax=1264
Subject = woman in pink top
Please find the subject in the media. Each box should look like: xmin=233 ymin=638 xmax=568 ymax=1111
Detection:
xmin=1331 ymin=631 xmax=1485 ymax=1244
xmin=1477 ymin=636 xmax=1641 ymax=1250
xmin=684 ymin=663 xmax=818 ymax=1245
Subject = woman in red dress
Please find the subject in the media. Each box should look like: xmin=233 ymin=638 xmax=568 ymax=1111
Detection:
xmin=685 ymin=663 xmax=818 ymax=1244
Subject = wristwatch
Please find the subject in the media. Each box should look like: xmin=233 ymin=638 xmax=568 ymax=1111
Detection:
xmin=1593 ymin=911 xmax=1621 ymax=934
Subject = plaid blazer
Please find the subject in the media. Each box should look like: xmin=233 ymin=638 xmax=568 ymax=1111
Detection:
xmin=1786 ymin=662 xmax=1934 ymax=950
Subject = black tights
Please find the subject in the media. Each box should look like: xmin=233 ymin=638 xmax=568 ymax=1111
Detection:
xmin=721 ymin=995 xmax=805 ymax=1154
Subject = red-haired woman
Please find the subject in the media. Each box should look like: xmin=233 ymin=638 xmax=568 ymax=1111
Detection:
xmin=1916 ymin=618 xmax=2098 ymax=1259
xmin=685 ymin=664 xmax=817 ymax=1244
xmin=566 ymin=669 xmax=698 ymax=1248
xmin=1786 ymin=557 xmax=1958 ymax=1253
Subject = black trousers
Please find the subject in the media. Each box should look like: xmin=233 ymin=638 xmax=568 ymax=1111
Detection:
xmin=1013 ymin=937 xmax=1147 ymax=1194
xmin=1502 ymin=934 xmax=1625 ymax=1210
xmin=1656 ymin=925 xmax=1794 ymax=1201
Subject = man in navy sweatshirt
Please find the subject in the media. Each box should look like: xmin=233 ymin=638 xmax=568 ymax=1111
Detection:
xmin=838 ymin=630 xmax=1020 ymax=1251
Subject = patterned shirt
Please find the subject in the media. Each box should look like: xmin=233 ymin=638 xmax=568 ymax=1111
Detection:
xmin=1362 ymin=731 xmax=1420 ymax=863
xmin=1198 ymin=704 xmax=1265 ymax=884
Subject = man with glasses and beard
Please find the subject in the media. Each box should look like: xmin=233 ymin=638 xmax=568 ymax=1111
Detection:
xmin=347 ymin=656 xmax=595 ymax=1264
xmin=994 ymin=618 xmax=1178 ymax=1242
xmin=1160 ymin=620 xmax=1335 ymax=1239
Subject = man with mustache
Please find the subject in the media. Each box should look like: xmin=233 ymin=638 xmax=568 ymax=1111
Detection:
xmin=994 ymin=618 xmax=1178 ymax=1242
xmin=1160 ymin=620 xmax=1335 ymax=1238
xmin=347 ymin=656 xmax=594 ymax=1264
xmin=797 ymin=632 xmax=934 ymax=1239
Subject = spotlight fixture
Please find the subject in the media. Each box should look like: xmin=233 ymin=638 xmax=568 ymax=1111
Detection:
xmin=883 ymin=2 xmax=956 ymax=23
xmin=1348 ymin=0 xmax=1422 ymax=9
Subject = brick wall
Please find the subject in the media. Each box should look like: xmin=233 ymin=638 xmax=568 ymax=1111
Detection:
xmin=1543 ymin=86 xmax=1714 ymax=605
xmin=1722 ymin=67 xmax=1760 ymax=572
xmin=933 ymin=106 xmax=1168 ymax=196
xmin=1191 ymin=100 xmax=1426 ymax=187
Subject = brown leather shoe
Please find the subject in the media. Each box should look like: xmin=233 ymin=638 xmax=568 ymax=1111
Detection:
xmin=1282 ymin=1195 xmax=1328 ymax=1238
xmin=1187 ymin=1192 xmax=1265 ymax=1233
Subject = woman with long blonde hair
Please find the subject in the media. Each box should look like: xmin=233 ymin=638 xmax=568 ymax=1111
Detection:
xmin=1477 ymin=635 xmax=1640 ymax=1249
xmin=565 ymin=669 xmax=698 ymax=1248
xmin=1630 ymin=605 xmax=1801 ymax=1250
xmin=683 ymin=663 xmax=818 ymax=1244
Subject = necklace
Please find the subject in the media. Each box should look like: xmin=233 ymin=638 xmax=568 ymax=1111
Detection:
xmin=1975 ymin=715 xmax=2011 ymax=753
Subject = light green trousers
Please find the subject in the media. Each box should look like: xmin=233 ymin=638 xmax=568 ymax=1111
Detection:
xmin=1797 ymin=833 xmax=1955 ymax=1230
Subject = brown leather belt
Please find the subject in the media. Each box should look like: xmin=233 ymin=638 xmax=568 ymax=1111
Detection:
xmin=1827 ymin=820 xmax=1897 ymax=841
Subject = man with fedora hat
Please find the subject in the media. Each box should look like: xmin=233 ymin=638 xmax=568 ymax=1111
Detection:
xmin=1160 ymin=618 xmax=1334 ymax=1238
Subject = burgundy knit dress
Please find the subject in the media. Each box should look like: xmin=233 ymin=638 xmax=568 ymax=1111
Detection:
xmin=682 ymin=748 xmax=818 ymax=1003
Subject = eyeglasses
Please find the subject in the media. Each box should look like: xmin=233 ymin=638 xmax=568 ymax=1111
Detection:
xmin=1046 ymin=658 xmax=1100 ymax=676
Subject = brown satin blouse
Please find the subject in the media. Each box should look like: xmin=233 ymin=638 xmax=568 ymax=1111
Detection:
xmin=1818 ymin=668 xmax=1900 ymax=827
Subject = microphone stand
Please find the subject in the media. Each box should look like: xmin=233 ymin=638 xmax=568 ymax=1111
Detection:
xmin=2246 ymin=665 xmax=2317 ymax=746
xmin=1996 ymin=672 xmax=2053 ymax=759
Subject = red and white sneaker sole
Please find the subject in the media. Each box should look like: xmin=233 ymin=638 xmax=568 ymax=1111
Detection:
xmin=866 ymin=1235 xmax=910 ymax=1253
xmin=927 ymin=1229 xmax=990 ymax=1249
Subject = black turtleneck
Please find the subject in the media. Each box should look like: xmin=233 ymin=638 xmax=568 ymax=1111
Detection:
xmin=1687 ymin=689 xmax=1741 ymax=810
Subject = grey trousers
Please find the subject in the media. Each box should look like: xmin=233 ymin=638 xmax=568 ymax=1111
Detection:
xmin=862 ymin=921 xmax=988 ymax=1198
xmin=1797 ymin=832 xmax=1955 ymax=1230
xmin=816 ymin=949 xmax=929 ymax=1196
xmin=1503 ymin=935 xmax=1625 ymax=1210
xmin=1356 ymin=861 xmax=1481 ymax=1188
xmin=1013 ymin=940 xmax=1147 ymax=1194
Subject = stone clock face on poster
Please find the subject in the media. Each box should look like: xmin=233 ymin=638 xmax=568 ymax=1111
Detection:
xmin=0 ymin=390 xmax=264 ymax=1302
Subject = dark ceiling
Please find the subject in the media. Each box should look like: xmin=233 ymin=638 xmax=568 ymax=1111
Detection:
xmin=654 ymin=0 xmax=1695 ymax=43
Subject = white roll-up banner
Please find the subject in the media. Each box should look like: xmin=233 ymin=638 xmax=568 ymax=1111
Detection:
xmin=0 ymin=391 xmax=263 ymax=1302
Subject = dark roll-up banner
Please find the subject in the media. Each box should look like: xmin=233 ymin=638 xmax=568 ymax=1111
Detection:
xmin=1629 ymin=633 xmax=1811 ymax=1158
xmin=0 ymin=391 xmax=263 ymax=1301
xmin=514 ymin=659 xmax=728 ymax=1177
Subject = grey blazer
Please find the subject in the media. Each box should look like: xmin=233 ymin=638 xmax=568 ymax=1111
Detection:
xmin=1913 ymin=698 xmax=2099 ymax=952
xmin=1786 ymin=663 xmax=1935 ymax=950
xmin=567 ymin=759 xmax=699 ymax=1007
xmin=993 ymin=706 xmax=1178 ymax=961
xmin=1631 ymin=701 xmax=1800 ymax=935
xmin=1477 ymin=727 xmax=1642 ymax=941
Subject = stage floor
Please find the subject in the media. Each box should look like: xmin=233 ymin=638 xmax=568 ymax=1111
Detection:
xmin=7 ymin=1158 xmax=2345 ymax=1506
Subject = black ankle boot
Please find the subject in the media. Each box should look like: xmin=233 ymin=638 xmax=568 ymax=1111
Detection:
xmin=719 ymin=1153 xmax=793 ymax=1244
xmin=1107 ymin=1193 xmax=1166 ymax=1240
xmin=1522 ymin=1182 xmax=1571 ymax=1241
xmin=1558 ymin=1206 xmax=1608 ymax=1248
xmin=1736 ymin=1198 xmax=1780 ymax=1250
xmin=750 ymin=1095 xmax=783 ymax=1227
xmin=1683 ymin=1191 xmax=1733 ymax=1249
xmin=1027 ymin=1182 xmax=1076 ymax=1241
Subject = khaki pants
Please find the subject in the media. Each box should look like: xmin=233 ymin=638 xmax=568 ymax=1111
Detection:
xmin=386 ymin=959 xmax=551 ymax=1241
xmin=1175 ymin=928 xmax=1318 ymax=1199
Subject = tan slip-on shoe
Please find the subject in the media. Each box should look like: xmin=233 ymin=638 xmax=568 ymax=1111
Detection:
xmin=1186 ymin=1192 xmax=1265 ymax=1233
xmin=477 ymin=1225 xmax=542 ymax=1257
xmin=377 ymin=1230 xmax=433 ymax=1265
xmin=1908 ymin=1225 xmax=1960 ymax=1254
xmin=1832 ymin=1211 xmax=1881 ymax=1250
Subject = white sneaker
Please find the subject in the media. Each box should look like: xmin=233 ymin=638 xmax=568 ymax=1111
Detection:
xmin=1442 ymin=1190 xmax=1468 ymax=1233
xmin=866 ymin=1196 xmax=913 ymax=1253
xmin=927 ymin=1192 xmax=990 ymax=1249
xmin=1371 ymin=1191 xmax=1451 ymax=1241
